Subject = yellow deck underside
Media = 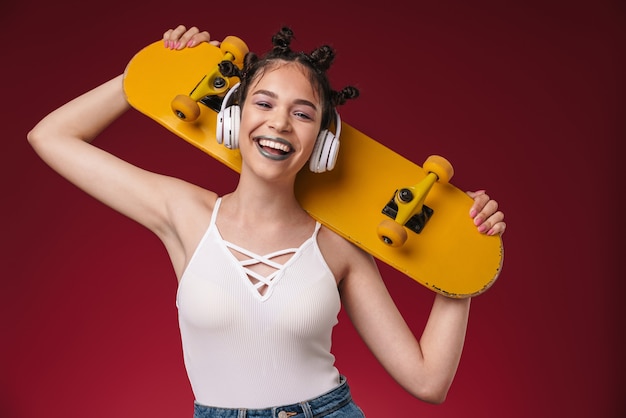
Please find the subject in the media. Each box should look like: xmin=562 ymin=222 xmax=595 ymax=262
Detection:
xmin=123 ymin=41 xmax=503 ymax=297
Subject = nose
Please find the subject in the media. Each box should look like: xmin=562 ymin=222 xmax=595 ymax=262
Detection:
xmin=268 ymin=109 xmax=291 ymax=133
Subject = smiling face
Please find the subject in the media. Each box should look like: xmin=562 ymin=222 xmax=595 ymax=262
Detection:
xmin=237 ymin=61 xmax=323 ymax=182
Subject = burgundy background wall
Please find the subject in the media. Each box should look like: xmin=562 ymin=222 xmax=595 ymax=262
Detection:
xmin=2 ymin=1 xmax=623 ymax=417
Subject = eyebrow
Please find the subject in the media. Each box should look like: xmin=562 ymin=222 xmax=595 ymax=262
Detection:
xmin=252 ymin=89 xmax=318 ymax=112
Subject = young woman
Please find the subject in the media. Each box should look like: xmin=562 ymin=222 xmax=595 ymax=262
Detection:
xmin=28 ymin=25 xmax=505 ymax=417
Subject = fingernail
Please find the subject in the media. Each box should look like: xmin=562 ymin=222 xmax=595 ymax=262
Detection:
xmin=187 ymin=40 xmax=194 ymax=47
xmin=469 ymin=208 xmax=477 ymax=218
xmin=176 ymin=42 xmax=182 ymax=49
xmin=478 ymin=224 xmax=488 ymax=233
xmin=487 ymin=228 xmax=495 ymax=236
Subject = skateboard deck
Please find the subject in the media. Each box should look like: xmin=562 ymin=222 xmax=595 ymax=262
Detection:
xmin=123 ymin=39 xmax=503 ymax=298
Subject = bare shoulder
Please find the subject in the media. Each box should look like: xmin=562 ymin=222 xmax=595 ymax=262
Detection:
xmin=317 ymin=225 xmax=379 ymax=286
xmin=168 ymin=179 xmax=218 ymax=235
xmin=153 ymin=175 xmax=218 ymax=229
xmin=156 ymin=177 xmax=219 ymax=277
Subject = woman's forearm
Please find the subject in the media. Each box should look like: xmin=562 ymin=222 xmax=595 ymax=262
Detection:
xmin=418 ymin=294 xmax=471 ymax=401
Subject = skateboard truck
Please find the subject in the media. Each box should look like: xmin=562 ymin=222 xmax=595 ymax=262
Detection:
xmin=377 ymin=155 xmax=454 ymax=247
xmin=170 ymin=36 xmax=249 ymax=121
xmin=382 ymin=188 xmax=435 ymax=234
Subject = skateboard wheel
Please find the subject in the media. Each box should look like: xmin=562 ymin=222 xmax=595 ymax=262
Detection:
xmin=377 ymin=219 xmax=408 ymax=247
xmin=221 ymin=36 xmax=249 ymax=68
xmin=171 ymin=94 xmax=201 ymax=122
xmin=423 ymin=155 xmax=454 ymax=184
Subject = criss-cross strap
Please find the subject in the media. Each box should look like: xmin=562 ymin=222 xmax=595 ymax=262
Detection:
xmin=223 ymin=240 xmax=299 ymax=292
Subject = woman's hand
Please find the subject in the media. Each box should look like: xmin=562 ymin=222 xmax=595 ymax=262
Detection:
xmin=467 ymin=190 xmax=506 ymax=236
xmin=163 ymin=25 xmax=217 ymax=49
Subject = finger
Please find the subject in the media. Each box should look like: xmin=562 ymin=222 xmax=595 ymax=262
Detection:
xmin=478 ymin=211 xmax=506 ymax=235
xmin=466 ymin=189 xmax=486 ymax=199
xmin=163 ymin=25 xmax=187 ymax=49
xmin=474 ymin=199 xmax=499 ymax=227
xmin=489 ymin=220 xmax=506 ymax=236
xmin=175 ymin=26 xmax=201 ymax=49
xmin=186 ymin=30 xmax=212 ymax=48
xmin=163 ymin=27 xmax=214 ymax=49
xmin=163 ymin=25 xmax=201 ymax=49
xmin=467 ymin=190 xmax=489 ymax=218
xmin=163 ymin=25 xmax=185 ymax=39
xmin=169 ymin=26 xmax=200 ymax=50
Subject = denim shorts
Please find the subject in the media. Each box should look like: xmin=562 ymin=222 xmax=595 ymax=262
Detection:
xmin=193 ymin=376 xmax=365 ymax=417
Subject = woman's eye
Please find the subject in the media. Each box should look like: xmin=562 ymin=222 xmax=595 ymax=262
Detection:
xmin=295 ymin=111 xmax=312 ymax=120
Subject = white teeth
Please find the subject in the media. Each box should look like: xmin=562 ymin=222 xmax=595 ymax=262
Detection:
xmin=258 ymin=139 xmax=291 ymax=153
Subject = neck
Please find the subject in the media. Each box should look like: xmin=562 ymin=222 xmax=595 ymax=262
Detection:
xmin=226 ymin=167 xmax=306 ymax=222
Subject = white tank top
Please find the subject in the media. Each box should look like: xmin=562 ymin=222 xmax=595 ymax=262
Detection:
xmin=176 ymin=198 xmax=341 ymax=408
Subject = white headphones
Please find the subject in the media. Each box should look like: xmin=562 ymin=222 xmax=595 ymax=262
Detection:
xmin=216 ymin=83 xmax=342 ymax=173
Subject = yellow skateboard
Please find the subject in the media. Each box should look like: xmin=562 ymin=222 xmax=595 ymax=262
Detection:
xmin=123 ymin=39 xmax=503 ymax=298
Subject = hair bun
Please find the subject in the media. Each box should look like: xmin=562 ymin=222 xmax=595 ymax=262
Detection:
xmin=332 ymin=86 xmax=360 ymax=106
xmin=271 ymin=27 xmax=295 ymax=54
xmin=308 ymin=45 xmax=335 ymax=73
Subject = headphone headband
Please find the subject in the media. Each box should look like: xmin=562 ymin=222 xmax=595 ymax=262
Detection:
xmin=220 ymin=82 xmax=241 ymax=113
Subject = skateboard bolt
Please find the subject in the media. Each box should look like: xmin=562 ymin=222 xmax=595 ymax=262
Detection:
xmin=213 ymin=77 xmax=226 ymax=89
xmin=398 ymin=188 xmax=414 ymax=203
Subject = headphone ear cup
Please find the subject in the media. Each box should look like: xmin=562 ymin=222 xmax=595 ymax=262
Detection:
xmin=216 ymin=83 xmax=241 ymax=149
xmin=223 ymin=105 xmax=241 ymax=149
xmin=309 ymin=109 xmax=342 ymax=173
xmin=325 ymin=135 xmax=340 ymax=171
xmin=216 ymin=109 xmax=226 ymax=145
xmin=309 ymin=130 xmax=338 ymax=173
xmin=309 ymin=130 xmax=326 ymax=173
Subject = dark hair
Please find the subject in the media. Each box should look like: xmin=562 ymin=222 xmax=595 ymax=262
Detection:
xmin=218 ymin=27 xmax=359 ymax=130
